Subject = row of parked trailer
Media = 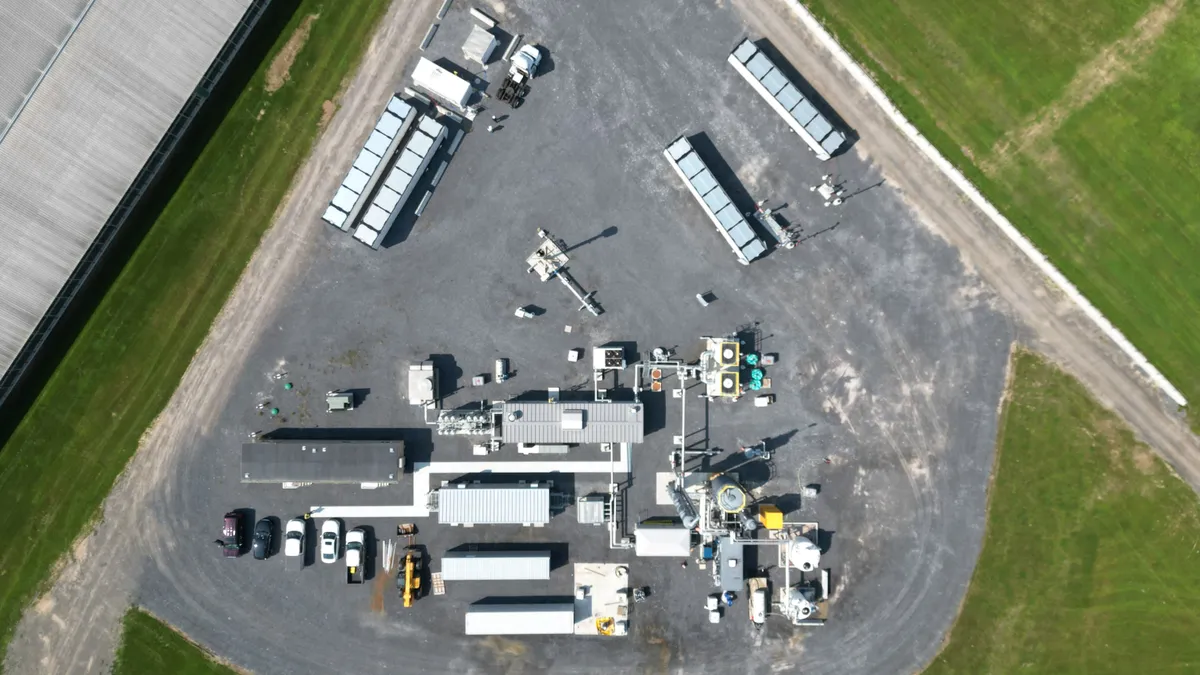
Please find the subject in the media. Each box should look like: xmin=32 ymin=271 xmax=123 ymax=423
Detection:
xmin=665 ymin=38 xmax=848 ymax=265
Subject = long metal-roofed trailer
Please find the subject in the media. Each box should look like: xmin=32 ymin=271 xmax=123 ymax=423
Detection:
xmin=240 ymin=441 xmax=404 ymax=488
xmin=728 ymin=38 xmax=845 ymax=160
xmin=354 ymin=115 xmax=448 ymax=249
xmin=663 ymin=135 xmax=767 ymax=265
xmin=322 ymin=96 xmax=417 ymax=231
xmin=411 ymin=57 xmax=473 ymax=110
xmin=436 ymin=483 xmax=551 ymax=527
xmin=441 ymin=550 xmax=551 ymax=581
xmin=464 ymin=601 xmax=575 ymax=635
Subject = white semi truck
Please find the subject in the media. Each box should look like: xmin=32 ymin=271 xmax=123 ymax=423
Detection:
xmin=498 ymin=44 xmax=542 ymax=107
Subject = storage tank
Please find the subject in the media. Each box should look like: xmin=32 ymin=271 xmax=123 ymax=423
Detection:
xmin=710 ymin=474 xmax=747 ymax=513
xmin=788 ymin=537 xmax=821 ymax=571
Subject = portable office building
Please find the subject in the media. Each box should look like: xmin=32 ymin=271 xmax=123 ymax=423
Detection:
xmin=464 ymin=602 xmax=575 ymax=635
xmin=441 ymin=550 xmax=551 ymax=581
xmin=437 ymin=484 xmax=551 ymax=526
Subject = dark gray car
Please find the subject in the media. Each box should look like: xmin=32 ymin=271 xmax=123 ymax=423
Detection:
xmin=251 ymin=518 xmax=273 ymax=560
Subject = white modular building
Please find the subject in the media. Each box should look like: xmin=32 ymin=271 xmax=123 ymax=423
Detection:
xmin=411 ymin=57 xmax=473 ymax=109
xmin=436 ymin=483 xmax=551 ymax=526
xmin=440 ymin=550 xmax=551 ymax=581
xmin=464 ymin=602 xmax=575 ymax=635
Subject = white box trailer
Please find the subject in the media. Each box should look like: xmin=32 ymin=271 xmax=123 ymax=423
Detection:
xmin=464 ymin=602 xmax=575 ymax=635
xmin=412 ymin=57 xmax=473 ymax=109
xmin=441 ymin=550 xmax=551 ymax=581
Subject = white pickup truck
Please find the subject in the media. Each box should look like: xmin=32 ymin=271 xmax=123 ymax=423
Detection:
xmin=345 ymin=528 xmax=366 ymax=584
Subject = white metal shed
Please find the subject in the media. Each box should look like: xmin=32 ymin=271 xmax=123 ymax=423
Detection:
xmin=437 ymin=484 xmax=551 ymax=526
xmin=441 ymin=550 xmax=551 ymax=581
xmin=634 ymin=525 xmax=693 ymax=557
xmin=464 ymin=603 xmax=575 ymax=635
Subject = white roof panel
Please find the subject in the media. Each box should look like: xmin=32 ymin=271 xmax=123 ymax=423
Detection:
xmin=727 ymin=220 xmax=756 ymax=246
xmin=384 ymin=169 xmax=413 ymax=195
xmin=396 ymin=149 xmax=423 ymax=176
xmin=776 ymin=84 xmax=803 ymax=111
xmin=791 ymin=99 xmax=818 ymax=125
xmin=805 ymin=115 xmax=833 ymax=141
xmin=352 ymin=226 xmax=379 ymax=247
xmin=677 ymin=152 xmax=705 ymax=178
xmin=353 ymin=148 xmax=381 ymax=174
xmin=406 ymin=129 xmax=435 ymax=156
xmin=715 ymin=204 xmax=742 ymax=230
xmin=373 ymin=186 xmax=401 ymax=213
xmin=418 ymin=115 xmax=445 ymax=138
xmin=745 ymin=53 xmax=773 ymax=79
xmin=702 ymin=187 xmax=730 ymax=213
xmin=364 ymin=130 xmax=391 ymax=156
xmin=375 ymin=111 xmax=403 ymax=138
xmin=666 ymin=137 xmax=691 ymax=160
xmin=343 ymin=167 xmax=370 ymax=194
xmin=821 ymin=130 xmax=846 ymax=155
xmin=331 ymin=186 xmax=358 ymax=212
xmin=321 ymin=205 xmax=347 ymax=227
xmin=732 ymin=39 xmax=758 ymax=64
xmin=741 ymin=237 xmax=768 ymax=261
xmin=386 ymin=96 xmax=413 ymax=119
xmin=689 ymin=169 xmax=718 ymax=196
xmin=760 ymin=69 xmax=788 ymax=95
xmin=362 ymin=204 xmax=389 ymax=231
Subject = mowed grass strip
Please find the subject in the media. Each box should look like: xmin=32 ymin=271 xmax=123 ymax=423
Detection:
xmin=114 ymin=608 xmax=237 ymax=675
xmin=0 ymin=0 xmax=389 ymax=657
xmin=802 ymin=0 xmax=1200 ymax=427
xmin=924 ymin=350 xmax=1200 ymax=674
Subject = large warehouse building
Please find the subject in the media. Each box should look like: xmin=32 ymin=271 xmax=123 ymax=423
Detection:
xmin=0 ymin=0 xmax=267 ymax=406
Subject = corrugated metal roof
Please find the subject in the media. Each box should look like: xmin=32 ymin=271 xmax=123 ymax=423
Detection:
xmin=501 ymin=401 xmax=644 ymax=444
xmin=437 ymin=484 xmax=551 ymax=525
xmin=0 ymin=0 xmax=252 ymax=382
xmin=441 ymin=550 xmax=551 ymax=580
xmin=464 ymin=602 xmax=575 ymax=635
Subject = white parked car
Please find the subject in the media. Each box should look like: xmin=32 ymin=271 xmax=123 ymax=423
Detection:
xmin=283 ymin=517 xmax=306 ymax=571
xmin=320 ymin=519 xmax=341 ymax=564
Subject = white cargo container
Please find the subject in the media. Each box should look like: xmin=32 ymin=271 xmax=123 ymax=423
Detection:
xmin=412 ymin=57 xmax=473 ymax=109
xmin=464 ymin=602 xmax=575 ymax=635
xmin=441 ymin=550 xmax=551 ymax=581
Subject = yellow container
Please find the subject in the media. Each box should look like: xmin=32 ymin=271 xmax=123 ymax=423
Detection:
xmin=758 ymin=504 xmax=783 ymax=530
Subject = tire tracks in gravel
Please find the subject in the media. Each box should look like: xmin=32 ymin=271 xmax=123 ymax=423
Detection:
xmin=733 ymin=0 xmax=1200 ymax=494
xmin=2 ymin=2 xmax=438 ymax=673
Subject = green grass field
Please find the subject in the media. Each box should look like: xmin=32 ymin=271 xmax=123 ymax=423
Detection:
xmin=114 ymin=609 xmax=236 ymax=675
xmin=0 ymin=0 xmax=389 ymax=659
xmin=924 ymin=350 xmax=1200 ymax=674
xmin=803 ymin=0 xmax=1200 ymax=428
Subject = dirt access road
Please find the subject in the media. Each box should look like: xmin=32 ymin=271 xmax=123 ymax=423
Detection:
xmin=1 ymin=2 xmax=439 ymax=673
xmin=734 ymin=0 xmax=1200 ymax=489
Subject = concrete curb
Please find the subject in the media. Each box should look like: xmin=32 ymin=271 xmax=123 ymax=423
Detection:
xmin=783 ymin=0 xmax=1188 ymax=408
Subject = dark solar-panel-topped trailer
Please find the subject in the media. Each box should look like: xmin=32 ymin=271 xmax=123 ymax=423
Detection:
xmin=241 ymin=440 xmax=404 ymax=488
xmin=728 ymin=38 xmax=846 ymax=160
xmin=663 ymin=135 xmax=768 ymax=265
